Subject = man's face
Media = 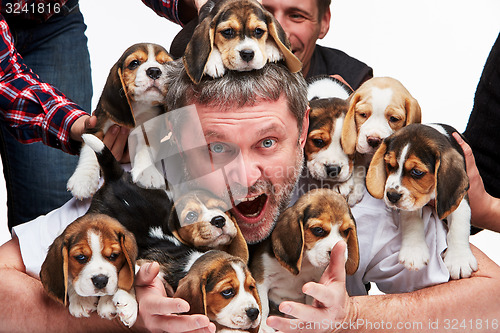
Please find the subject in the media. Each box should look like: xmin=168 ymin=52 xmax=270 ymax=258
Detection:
xmin=179 ymin=96 xmax=308 ymax=244
xmin=262 ymin=0 xmax=330 ymax=76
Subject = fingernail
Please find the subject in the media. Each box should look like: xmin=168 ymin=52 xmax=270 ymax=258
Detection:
xmin=112 ymin=126 xmax=119 ymax=134
xmin=178 ymin=302 xmax=189 ymax=313
xmin=280 ymin=304 xmax=291 ymax=314
xmin=121 ymin=127 xmax=130 ymax=134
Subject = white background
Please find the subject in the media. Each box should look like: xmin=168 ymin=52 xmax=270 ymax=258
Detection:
xmin=1 ymin=0 xmax=499 ymax=269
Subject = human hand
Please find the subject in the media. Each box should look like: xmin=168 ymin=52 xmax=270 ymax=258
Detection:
xmin=102 ymin=125 xmax=130 ymax=163
xmin=267 ymin=241 xmax=353 ymax=333
xmin=70 ymin=115 xmax=97 ymax=142
xmin=134 ymin=262 xmax=216 ymax=333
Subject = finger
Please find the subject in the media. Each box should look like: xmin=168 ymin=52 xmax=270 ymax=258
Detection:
xmin=145 ymin=314 xmax=215 ymax=333
xmin=302 ymin=282 xmax=345 ymax=309
xmin=319 ymin=240 xmax=347 ymax=285
xmin=102 ymin=125 xmax=120 ymax=148
xmin=85 ymin=115 xmax=98 ymax=131
xmin=110 ymin=126 xmax=130 ymax=161
xmin=135 ymin=262 xmax=160 ymax=286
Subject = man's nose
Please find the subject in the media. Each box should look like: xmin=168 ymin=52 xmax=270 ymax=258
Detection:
xmin=226 ymin=154 xmax=262 ymax=189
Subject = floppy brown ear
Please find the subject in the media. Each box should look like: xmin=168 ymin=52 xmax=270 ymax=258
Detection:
xmin=343 ymin=211 xmax=359 ymax=275
xmin=341 ymin=93 xmax=360 ymax=155
xmin=265 ymin=11 xmax=302 ymax=73
xmin=435 ymin=149 xmax=469 ymax=219
xmin=98 ymin=65 xmax=135 ymax=127
xmin=365 ymin=142 xmax=388 ymax=199
xmin=174 ymin=273 xmax=207 ymax=315
xmin=183 ymin=17 xmax=215 ymax=84
xmin=117 ymin=230 xmax=138 ymax=291
xmin=271 ymin=204 xmax=305 ymax=275
xmin=405 ymin=97 xmax=422 ymax=125
xmin=225 ymin=214 xmax=249 ymax=264
xmin=40 ymin=234 xmax=70 ymax=306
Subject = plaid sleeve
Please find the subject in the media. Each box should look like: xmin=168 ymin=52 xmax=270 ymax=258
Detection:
xmin=140 ymin=0 xmax=184 ymax=26
xmin=0 ymin=15 xmax=87 ymax=154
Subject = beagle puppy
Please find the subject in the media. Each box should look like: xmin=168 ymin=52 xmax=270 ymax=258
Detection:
xmin=295 ymin=76 xmax=361 ymax=205
xmin=40 ymin=214 xmax=138 ymax=327
xmin=365 ymin=123 xmax=478 ymax=279
xmin=82 ymin=134 xmax=249 ymax=263
xmin=174 ymin=250 xmax=261 ymax=333
xmin=183 ymin=0 xmax=301 ymax=84
xmin=250 ymin=188 xmax=359 ymax=332
xmin=67 ymin=43 xmax=173 ymax=199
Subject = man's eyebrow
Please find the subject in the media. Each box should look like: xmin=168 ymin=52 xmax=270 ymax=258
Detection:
xmin=256 ymin=124 xmax=287 ymax=137
xmin=203 ymin=130 xmax=226 ymax=140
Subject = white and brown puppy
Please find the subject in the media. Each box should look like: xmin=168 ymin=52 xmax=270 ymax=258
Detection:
xmin=296 ymin=76 xmax=358 ymax=204
xmin=251 ymin=188 xmax=359 ymax=332
xmin=174 ymin=250 xmax=261 ymax=333
xmin=40 ymin=214 xmax=138 ymax=327
xmin=366 ymin=123 xmax=478 ymax=279
xmin=342 ymin=77 xmax=422 ymax=156
xmin=67 ymin=43 xmax=173 ymax=199
xmin=183 ymin=0 xmax=301 ymax=84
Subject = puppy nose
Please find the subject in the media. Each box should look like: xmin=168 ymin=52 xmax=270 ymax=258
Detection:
xmin=386 ymin=191 xmax=402 ymax=204
xmin=246 ymin=307 xmax=260 ymax=321
xmin=367 ymin=136 xmax=382 ymax=148
xmin=92 ymin=274 xmax=109 ymax=290
xmin=210 ymin=216 xmax=226 ymax=229
xmin=146 ymin=67 xmax=162 ymax=80
xmin=240 ymin=50 xmax=255 ymax=62
xmin=325 ymin=165 xmax=342 ymax=178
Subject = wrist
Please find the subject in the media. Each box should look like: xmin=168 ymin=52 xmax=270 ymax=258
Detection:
xmin=333 ymin=296 xmax=358 ymax=333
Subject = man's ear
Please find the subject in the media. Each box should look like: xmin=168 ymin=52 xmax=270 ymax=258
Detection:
xmin=299 ymin=107 xmax=310 ymax=148
xmin=318 ymin=7 xmax=331 ymax=39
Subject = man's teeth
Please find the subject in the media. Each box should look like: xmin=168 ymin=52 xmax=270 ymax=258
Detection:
xmin=239 ymin=195 xmax=261 ymax=202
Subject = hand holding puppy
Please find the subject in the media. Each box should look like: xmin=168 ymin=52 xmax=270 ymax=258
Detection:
xmin=267 ymin=241 xmax=353 ymax=333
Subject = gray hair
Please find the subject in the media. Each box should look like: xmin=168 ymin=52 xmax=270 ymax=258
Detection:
xmin=165 ymin=59 xmax=308 ymax=130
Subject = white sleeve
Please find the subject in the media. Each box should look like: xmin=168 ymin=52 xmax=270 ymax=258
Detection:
xmin=346 ymin=192 xmax=449 ymax=296
xmin=12 ymin=197 xmax=91 ymax=279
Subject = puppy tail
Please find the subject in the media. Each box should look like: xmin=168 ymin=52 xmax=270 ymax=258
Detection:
xmin=82 ymin=134 xmax=124 ymax=182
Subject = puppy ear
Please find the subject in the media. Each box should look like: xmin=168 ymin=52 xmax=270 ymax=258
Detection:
xmin=435 ymin=149 xmax=469 ymax=219
xmin=40 ymin=234 xmax=70 ymax=306
xmin=341 ymin=93 xmax=360 ymax=155
xmin=174 ymin=273 xmax=207 ymax=316
xmin=404 ymin=97 xmax=421 ymax=125
xmin=342 ymin=211 xmax=359 ymax=275
xmin=271 ymin=204 xmax=305 ymax=275
xmin=225 ymin=214 xmax=249 ymax=264
xmin=183 ymin=17 xmax=215 ymax=84
xmin=98 ymin=64 xmax=135 ymax=127
xmin=265 ymin=11 xmax=302 ymax=73
xmin=117 ymin=230 xmax=138 ymax=291
xmin=365 ymin=141 xmax=388 ymax=199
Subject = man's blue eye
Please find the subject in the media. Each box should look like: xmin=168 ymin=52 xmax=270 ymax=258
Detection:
xmin=261 ymin=139 xmax=275 ymax=148
xmin=209 ymin=143 xmax=225 ymax=153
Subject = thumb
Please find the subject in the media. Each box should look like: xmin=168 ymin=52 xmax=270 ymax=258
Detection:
xmin=84 ymin=115 xmax=98 ymax=132
xmin=319 ymin=240 xmax=347 ymax=285
xmin=135 ymin=262 xmax=160 ymax=287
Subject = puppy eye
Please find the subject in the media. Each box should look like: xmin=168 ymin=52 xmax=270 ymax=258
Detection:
xmin=185 ymin=211 xmax=198 ymax=223
xmin=220 ymin=28 xmax=235 ymax=39
xmin=221 ymin=288 xmax=235 ymax=299
xmin=311 ymin=227 xmax=327 ymax=237
xmin=108 ymin=253 xmax=120 ymax=261
xmin=359 ymin=113 xmax=367 ymax=118
xmin=254 ymin=28 xmax=265 ymax=38
xmin=127 ymin=60 xmax=140 ymax=70
xmin=74 ymin=254 xmax=88 ymax=264
xmin=410 ymin=168 xmax=425 ymax=179
xmin=389 ymin=116 xmax=400 ymax=123
xmin=312 ymin=138 xmax=325 ymax=148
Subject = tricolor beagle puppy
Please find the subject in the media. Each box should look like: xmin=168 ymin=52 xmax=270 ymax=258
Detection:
xmin=183 ymin=0 xmax=301 ymax=84
xmin=40 ymin=214 xmax=138 ymax=327
xmin=82 ymin=134 xmax=249 ymax=264
xmin=67 ymin=43 xmax=173 ymax=199
xmin=366 ymin=123 xmax=478 ymax=279
xmin=250 ymin=188 xmax=359 ymax=332
xmin=296 ymin=76 xmax=361 ymax=205
xmin=174 ymin=250 xmax=261 ymax=333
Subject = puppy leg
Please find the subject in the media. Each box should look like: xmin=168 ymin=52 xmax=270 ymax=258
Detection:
xmin=256 ymin=283 xmax=274 ymax=333
xmin=131 ymin=145 xmax=165 ymax=189
xmin=67 ymin=143 xmax=101 ymax=199
xmin=346 ymin=165 xmax=365 ymax=206
xmin=97 ymin=295 xmax=117 ymax=320
xmin=68 ymin=285 xmax=98 ymax=318
xmin=204 ymin=48 xmax=226 ymax=78
xmin=265 ymin=40 xmax=283 ymax=63
xmin=113 ymin=288 xmax=138 ymax=327
xmin=443 ymin=200 xmax=478 ymax=279
xmin=398 ymin=209 xmax=430 ymax=271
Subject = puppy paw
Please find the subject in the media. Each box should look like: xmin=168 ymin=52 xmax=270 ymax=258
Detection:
xmin=334 ymin=181 xmax=353 ymax=198
xmin=69 ymin=295 xmax=98 ymax=318
xmin=399 ymin=243 xmax=430 ymax=271
xmin=204 ymin=48 xmax=226 ymax=78
xmin=443 ymin=247 xmax=478 ymax=279
xmin=266 ymin=40 xmax=283 ymax=63
xmin=67 ymin=167 xmax=100 ymax=199
xmin=97 ymin=295 xmax=117 ymax=320
xmin=113 ymin=289 xmax=138 ymax=327
xmin=131 ymin=165 xmax=165 ymax=189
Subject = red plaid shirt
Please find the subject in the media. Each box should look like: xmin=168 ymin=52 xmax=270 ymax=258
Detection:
xmin=141 ymin=0 xmax=185 ymax=26
xmin=0 ymin=14 xmax=87 ymax=154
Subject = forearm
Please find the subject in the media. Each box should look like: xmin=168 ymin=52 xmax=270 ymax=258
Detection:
xmin=470 ymin=194 xmax=500 ymax=233
xmin=346 ymin=245 xmax=500 ymax=332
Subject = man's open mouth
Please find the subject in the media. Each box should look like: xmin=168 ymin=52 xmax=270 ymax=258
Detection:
xmin=231 ymin=194 xmax=268 ymax=223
